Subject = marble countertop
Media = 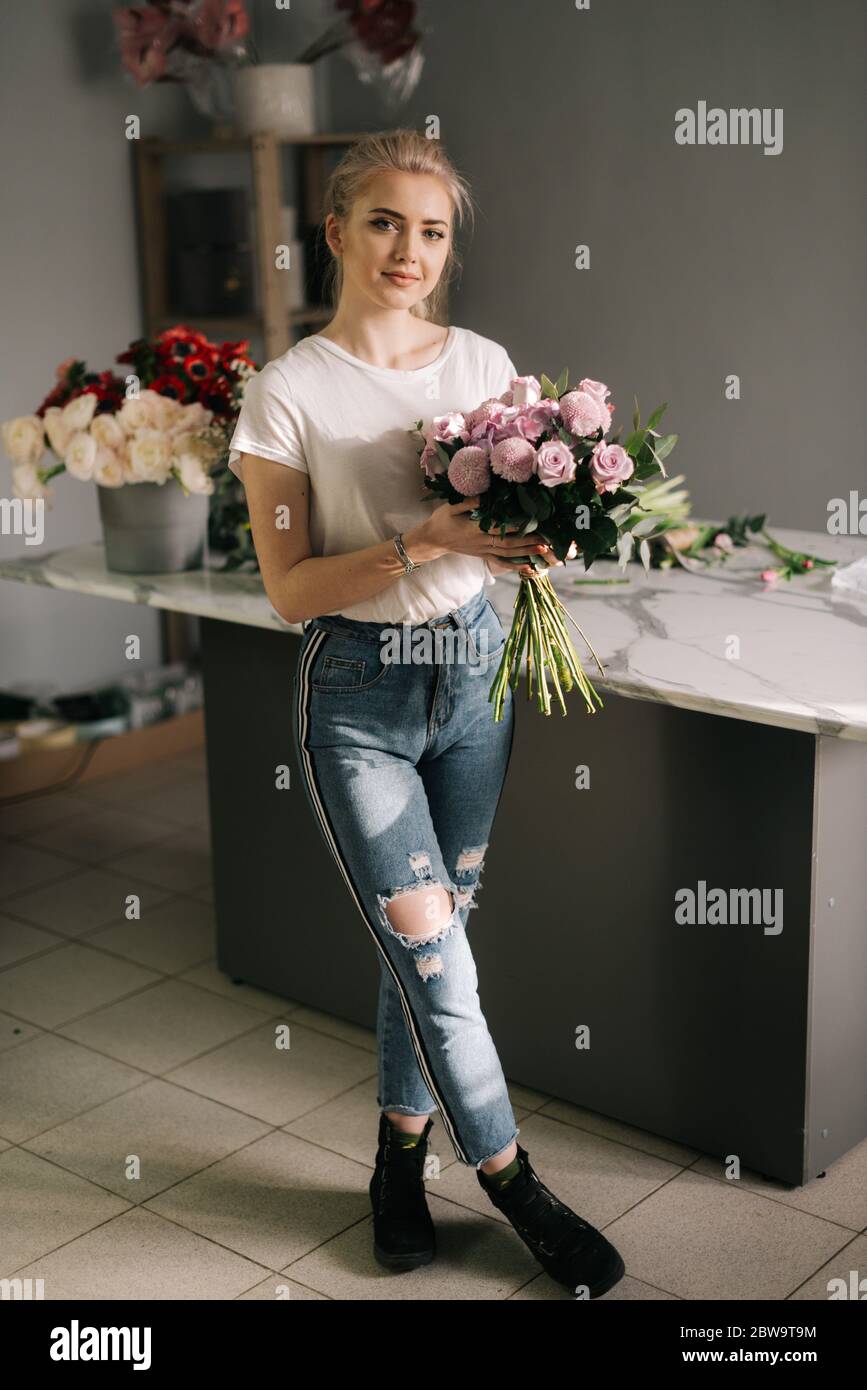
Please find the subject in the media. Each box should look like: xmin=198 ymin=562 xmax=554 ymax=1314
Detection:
xmin=2 ymin=526 xmax=866 ymax=741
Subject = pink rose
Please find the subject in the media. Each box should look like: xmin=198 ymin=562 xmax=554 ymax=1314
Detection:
xmin=490 ymin=406 xmax=524 ymax=443
xmin=559 ymin=390 xmax=608 ymax=439
xmin=510 ymin=375 xmax=541 ymax=407
xmin=535 ymin=440 xmax=576 ymax=488
xmin=466 ymin=398 xmax=507 ymax=439
xmin=419 ymin=442 xmax=439 ymax=478
xmin=433 ymin=411 xmax=468 ymax=443
xmin=578 ymin=378 xmax=610 ymax=404
xmin=589 ymin=441 xmax=634 ymax=494
xmin=514 ymin=399 xmax=561 ymax=441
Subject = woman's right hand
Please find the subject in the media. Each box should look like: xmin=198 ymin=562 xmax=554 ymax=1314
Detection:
xmin=419 ymin=496 xmax=548 ymax=570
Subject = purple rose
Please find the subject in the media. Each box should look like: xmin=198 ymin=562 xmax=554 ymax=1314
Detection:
xmin=589 ymin=441 xmax=633 ymax=494
xmin=535 ymin=439 xmax=576 ymax=488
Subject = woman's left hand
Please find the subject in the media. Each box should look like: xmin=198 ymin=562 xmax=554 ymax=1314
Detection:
xmin=487 ymin=540 xmax=579 ymax=578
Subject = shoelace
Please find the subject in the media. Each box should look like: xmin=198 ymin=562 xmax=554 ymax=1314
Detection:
xmin=375 ymin=1143 xmax=428 ymax=1214
xmin=502 ymin=1173 xmax=598 ymax=1261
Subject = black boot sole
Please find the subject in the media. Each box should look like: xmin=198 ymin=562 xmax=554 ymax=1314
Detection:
xmin=373 ymin=1240 xmax=436 ymax=1272
xmin=583 ymin=1250 xmax=626 ymax=1299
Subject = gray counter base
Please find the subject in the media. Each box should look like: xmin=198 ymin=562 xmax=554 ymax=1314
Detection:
xmin=201 ymin=616 xmax=867 ymax=1187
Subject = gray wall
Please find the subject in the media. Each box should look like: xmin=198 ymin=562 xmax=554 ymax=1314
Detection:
xmin=328 ymin=0 xmax=865 ymax=530
xmin=0 ymin=1 xmax=183 ymax=695
xmin=1 ymin=0 xmax=863 ymax=697
xmin=0 ymin=0 xmax=333 ymax=695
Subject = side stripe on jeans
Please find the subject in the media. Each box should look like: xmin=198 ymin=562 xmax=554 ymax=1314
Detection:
xmin=294 ymin=629 xmax=471 ymax=1165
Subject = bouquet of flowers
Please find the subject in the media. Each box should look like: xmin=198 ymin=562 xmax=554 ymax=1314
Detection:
xmin=410 ymin=371 xmax=677 ymax=721
xmin=2 ymin=326 xmax=257 ymax=504
xmin=295 ymin=0 xmax=425 ymax=106
xmin=113 ymin=0 xmax=253 ymax=118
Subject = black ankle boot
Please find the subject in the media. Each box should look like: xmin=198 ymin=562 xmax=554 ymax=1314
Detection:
xmin=369 ymin=1113 xmax=436 ymax=1271
xmin=478 ymin=1143 xmax=625 ymax=1298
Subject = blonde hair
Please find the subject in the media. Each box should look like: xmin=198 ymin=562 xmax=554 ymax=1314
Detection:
xmin=320 ymin=128 xmax=474 ymax=324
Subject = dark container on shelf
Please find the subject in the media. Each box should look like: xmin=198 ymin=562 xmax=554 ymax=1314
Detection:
xmin=167 ymin=189 xmax=255 ymax=316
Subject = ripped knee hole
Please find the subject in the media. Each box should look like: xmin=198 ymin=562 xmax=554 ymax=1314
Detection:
xmin=380 ymin=882 xmax=456 ymax=945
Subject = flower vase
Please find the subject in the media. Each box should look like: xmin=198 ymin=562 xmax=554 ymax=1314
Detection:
xmin=97 ymin=481 xmax=210 ymax=575
xmin=233 ymin=63 xmax=316 ymax=136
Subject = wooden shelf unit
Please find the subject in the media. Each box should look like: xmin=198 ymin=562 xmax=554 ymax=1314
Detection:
xmin=133 ymin=131 xmax=366 ymax=359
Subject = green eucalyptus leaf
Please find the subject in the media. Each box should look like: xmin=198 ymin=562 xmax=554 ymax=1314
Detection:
xmin=605 ymin=503 xmax=633 ymax=527
xmin=632 ymin=459 xmax=659 ymax=480
xmin=652 ymin=433 xmax=678 ymax=462
xmin=624 ymin=429 xmax=647 ymax=457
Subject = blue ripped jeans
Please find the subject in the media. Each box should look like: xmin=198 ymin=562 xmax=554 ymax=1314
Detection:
xmin=292 ymin=584 xmax=520 ymax=1169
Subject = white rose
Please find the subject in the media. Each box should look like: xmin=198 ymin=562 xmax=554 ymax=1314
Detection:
xmin=112 ymin=437 xmax=137 ymax=484
xmin=172 ymin=429 xmax=217 ymax=465
xmin=128 ymin=428 xmax=172 ymax=483
xmin=117 ymin=389 xmax=160 ymax=433
xmin=93 ymin=444 xmax=127 ymax=487
xmin=12 ymin=461 xmax=53 ymax=501
xmin=90 ymin=412 xmax=125 ymax=450
xmin=64 ymin=430 xmax=98 ymax=480
xmin=171 ymin=401 xmax=213 ymax=436
xmin=61 ymin=393 xmax=98 ymax=433
xmin=176 ymin=452 xmax=215 ymax=495
xmin=1 ymin=414 xmax=45 ymax=466
xmin=150 ymin=393 xmax=184 ymax=431
xmin=43 ymin=407 xmax=72 ymax=459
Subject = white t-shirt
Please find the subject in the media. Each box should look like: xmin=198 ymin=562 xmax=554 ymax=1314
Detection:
xmin=227 ymin=324 xmax=517 ymax=623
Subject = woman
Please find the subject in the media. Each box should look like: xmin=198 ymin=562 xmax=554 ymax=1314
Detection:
xmin=228 ymin=128 xmax=624 ymax=1299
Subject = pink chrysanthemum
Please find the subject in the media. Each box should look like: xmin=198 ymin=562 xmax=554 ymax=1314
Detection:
xmin=448 ymin=444 xmax=492 ymax=495
xmin=490 ymin=436 xmax=537 ymax=482
xmin=559 ymin=389 xmax=608 ymax=438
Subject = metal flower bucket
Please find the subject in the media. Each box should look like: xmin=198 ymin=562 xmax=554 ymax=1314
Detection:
xmin=97 ymin=480 xmax=210 ymax=574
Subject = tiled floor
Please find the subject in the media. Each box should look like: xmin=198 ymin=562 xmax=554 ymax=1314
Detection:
xmin=1 ymin=746 xmax=865 ymax=1300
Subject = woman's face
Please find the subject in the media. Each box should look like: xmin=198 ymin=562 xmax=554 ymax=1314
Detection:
xmin=328 ymin=170 xmax=453 ymax=311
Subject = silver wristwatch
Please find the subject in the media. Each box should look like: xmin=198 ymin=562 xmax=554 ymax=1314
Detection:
xmin=392 ymin=532 xmax=420 ymax=574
